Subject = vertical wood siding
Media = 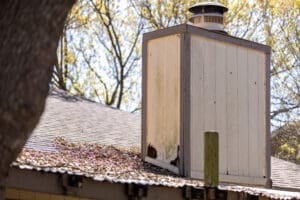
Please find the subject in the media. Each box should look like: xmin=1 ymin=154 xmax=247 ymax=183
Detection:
xmin=215 ymin=42 xmax=227 ymax=175
xmin=190 ymin=35 xmax=267 ymax=184
xmin=226 ymin=44 xmax=239 ymax=176
xmin=146 ymin=35 xmax=181 ymax=170
xmin=237 ymin=46 xmax=249 ymax=177
xmin=190 ymin=35 xmax=205 ymax=175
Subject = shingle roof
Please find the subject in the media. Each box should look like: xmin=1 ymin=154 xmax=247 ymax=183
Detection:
xmin=14 ymin=88 xmax=300 ymax=199
xmin=271 ymin=157 xmax=300 ymax=191
xmin=26 ymin=88 xmax=140 ymax=152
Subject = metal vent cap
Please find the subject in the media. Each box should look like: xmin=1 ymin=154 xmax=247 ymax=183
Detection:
xmin=188 ymin=1 xmax=228 ymax=33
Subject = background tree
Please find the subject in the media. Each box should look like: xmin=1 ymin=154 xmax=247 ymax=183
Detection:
xmin=53 ymin=0 xmax=143 ymax=111
xmin=0 ymin=1 xmax=74 ymax=198
xmin=272 ymin=121 xmax=300 ymax=164
xmin=135 ymin=0 xmax=194 ymax=29
xmin=53 ymin=0 xmax=90 ymax=92
xmin=264 ymin=0 xmax=300 ymax=127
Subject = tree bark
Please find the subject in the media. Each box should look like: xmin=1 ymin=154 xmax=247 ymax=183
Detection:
xmin=0 ymin=0 xmax=75 ymax=197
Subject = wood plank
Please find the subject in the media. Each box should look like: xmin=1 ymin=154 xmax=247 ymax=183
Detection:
xmin=145 ymin=156 xmax=179 ymax=174
xmin=219 ymin=174 xmax=267 ymax=186
xmin=35 ymin=192 xmax=51 ymax=200
xmin=226 ymin=44 xmax=239 ymax=176
xmin=146 ymin=35 xmax=180 ymax=167
xmin=227 ymin=191 xmax=239 ymax=200
xmin=163 ymin=35 xmax=181 ymax=162
xmin=190 ymin=172 xmax=267 ymax=185
xmin=257 ymin=52 xmax=266 ymax=178
xmin=190 ymin=35 xmax=205 ymax=174
xmin=65 ymin=196 xmax=80 ymax=200
xmin=247 ymin=49 xmax=260 ymax=177
xmin=237 ymin=46 xmax=249 ymax=177
xmin=203 ymin=39 xmax=216 ymax=131
xmin=204 ymin=131 xmax=219 ymax=186
xmin=50 ymin=195 xmax=65 ymax=200
xmin=259 ymin=196 xmax=271 ymax=200
xmin=5 ymin=187 xmax=20 ymax=199
xmin=19 ymin=190 xmax=36 ymax=200
xmin=215 ymin=41 xmax=228 ymax=175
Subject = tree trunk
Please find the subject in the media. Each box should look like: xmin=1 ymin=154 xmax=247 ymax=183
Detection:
xmin=0 ymin=0 xmax=75 ymax=198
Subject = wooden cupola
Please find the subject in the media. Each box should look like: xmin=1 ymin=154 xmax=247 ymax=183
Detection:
xmin=142 ymin=2 xmax=271 ymax=187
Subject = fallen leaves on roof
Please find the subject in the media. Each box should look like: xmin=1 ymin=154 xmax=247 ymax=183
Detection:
xmin=16 ymin=137 xmax=202 ymax=187
xmin=14 ymin=137 xmax=300 ymax=199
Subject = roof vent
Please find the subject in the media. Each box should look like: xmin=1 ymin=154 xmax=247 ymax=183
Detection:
xmin=189 ymin=1 xmax=228 ymax=33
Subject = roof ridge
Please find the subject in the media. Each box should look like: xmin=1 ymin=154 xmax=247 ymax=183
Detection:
xmin=49 ymin=86 xmax=137 ymax=115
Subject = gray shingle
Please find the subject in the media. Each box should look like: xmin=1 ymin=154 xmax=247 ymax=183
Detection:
xmin=25 ymin=88 xmax=140 ymax=151
xmin=271 ymin=157 xmax=300 ymax=191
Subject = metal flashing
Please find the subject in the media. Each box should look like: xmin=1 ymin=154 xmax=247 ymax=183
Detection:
xmin=6 ymin=166 xmax=300 ymax=199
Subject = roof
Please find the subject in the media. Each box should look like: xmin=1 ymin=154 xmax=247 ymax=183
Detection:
xmin=271 ymin=157 xmax=300 ymax=191
xmin=26 ymin=88 xmax=140 ymax=152
xmin=10 ymin=88 xmax=300 ymax=199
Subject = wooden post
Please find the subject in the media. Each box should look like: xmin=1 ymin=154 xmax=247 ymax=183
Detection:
xmin=204 ymin=131 xmax=219 ymax=187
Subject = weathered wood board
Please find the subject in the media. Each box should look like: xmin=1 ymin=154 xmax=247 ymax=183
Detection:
xmin=190 ymin=35 xmax=267 ymax=185
xmin=145 ymin=34 xmax=181 ymax=173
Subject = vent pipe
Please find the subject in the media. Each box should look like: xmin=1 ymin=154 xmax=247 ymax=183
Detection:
xmin=189 ymin=2 xmax=228 ymax=33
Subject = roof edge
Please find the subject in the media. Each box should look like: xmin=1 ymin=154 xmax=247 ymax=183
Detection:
xmin=5 ymin=166 xmax=300 ymax=199
xmin=143 ymin=24 xmax=271 ymax=53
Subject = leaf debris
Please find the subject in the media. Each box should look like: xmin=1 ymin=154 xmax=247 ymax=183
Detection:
xmin=16 ymin=137 xmax=202 ymax=187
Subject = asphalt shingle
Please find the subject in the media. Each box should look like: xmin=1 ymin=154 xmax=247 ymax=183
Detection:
xmin=26 ymin=88 xmax=140 ymax=152
xmin=271 ymin=156 xmax=300 ymax=191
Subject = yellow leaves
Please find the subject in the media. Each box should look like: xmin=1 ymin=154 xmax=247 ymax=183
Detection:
xmin=62 ymin=45 xmax=76 ymax=65
xmin=141 ymin=6 xmax=149 ymax=18
xmin=268 ymin=0 xmax=298 ymax=15
xmin=94 ymin=0 xmax=107 ymax=14
xmin=66 ymin=0 xmax=91 ymax=27
xmin=295 ymin=0 xmax=300 ymax=8
xmin=228 ymin=0 xmax=298 ymax=17
xmin=280 ymin=143 xmax=296 ymax=154
xmin=65 ymin=52 xmax=76 ymax=65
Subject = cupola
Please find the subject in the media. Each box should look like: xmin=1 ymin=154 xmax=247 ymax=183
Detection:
xmin=141 ymin=1 xmax=271 ymax=187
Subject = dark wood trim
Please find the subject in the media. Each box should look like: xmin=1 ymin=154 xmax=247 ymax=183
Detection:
xmin=5 ymin=167 xmax=64 ymax=195
xmin=143 ymin=24 xmax=187 ymax=41
xmin=265 ymin=51 xmax=271 ymax=188
xmin=180 ymin=32 xmax=191 ymax=177
xmin=143 ymin=23 xmax=271 ymax=54
xmin=141 ymin=36 xmax=148 ymax=160
xmin=187 ymin=25 xmax=271 ymax=53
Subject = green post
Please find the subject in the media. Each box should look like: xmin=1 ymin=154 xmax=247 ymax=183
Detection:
xmin=204 ymin=131 xmax=219 ymax=187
